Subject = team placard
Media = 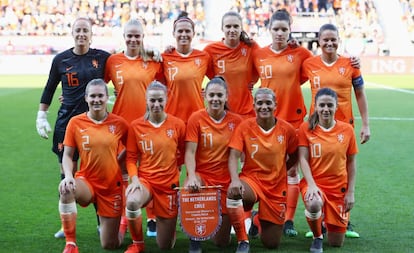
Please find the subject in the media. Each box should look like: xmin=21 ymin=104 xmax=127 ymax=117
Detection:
xmin=177 ymin=186 xmax=222 ymax=241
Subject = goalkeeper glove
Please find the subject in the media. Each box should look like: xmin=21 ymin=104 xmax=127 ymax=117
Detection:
xmin=36 ymin=110 xmax=52 ymax=139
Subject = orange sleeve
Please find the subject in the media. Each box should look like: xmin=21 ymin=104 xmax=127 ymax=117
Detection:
xmin=126 ymin=121 xmax=140 ymax=178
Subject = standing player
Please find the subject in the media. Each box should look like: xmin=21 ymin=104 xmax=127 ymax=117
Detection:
xmin=184 ymin=76 xmax=243 ymax=253
xmin=298 ymin=88 xmax=358 ymax=253
xmin=123 ymin=81 xmax=186 ymax=253
xmin=35 ymin=17 xmax=110 ymax=238
xmin=203 ymin=11 xmax=259 ymax=119
xmin=227 ymin=88 xmax=298 ymax=252
xmin=302 ymin=23 xmax=370 ymax=238
xmin=161 ymin=12 xmax=211 ymax=123
xmin=104 ymin=18 xmax=163 ymax=238
xmin=58 ymin=79 xmax=129 ymax=253
xmin=252 ymin=9 xmax=313 ymax=236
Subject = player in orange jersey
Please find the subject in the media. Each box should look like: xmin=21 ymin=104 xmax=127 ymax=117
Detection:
xmin=302 ymin=23 xmax=370 ymax=238
xmin=105 ymin=18 xmax=163 ymax=239
xmin=302 ymin=23 xmax=370 ymax=145
xmin=203 ymin=11 xmax=259 ymax=119
xmin=58 ymin=79 xmax=129 ymax=253
xmin=252 ymin=10 xmax=313 ymax=236
xmin=36 ymin=17 xmax=110 ymax=239
xmin=298 ymin=88 xmax=358 ymax=253
xmin=227 ymin=88 xmax=298 ymax=252
xmin=124 ymin=81 xmax=186 ymax=253
xmin=253 ymin=10 xmax=362 ymax=238
xmin=161 ymin=12 xmax=211 ymax=123
xmin=184 ymin=76 xmax=243 ymax=253
xmin=105 ymin=19 xmax=163 ymax=123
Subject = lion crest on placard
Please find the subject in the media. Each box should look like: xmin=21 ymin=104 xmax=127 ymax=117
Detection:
xmin=195 ymin=223 xmax=206 ymax=236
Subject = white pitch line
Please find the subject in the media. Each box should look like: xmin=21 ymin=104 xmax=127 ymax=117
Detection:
xmin=365 ymin=82 xmax=414 ymax=94
xmin=355 ymin=116 xmax=414 ymax=121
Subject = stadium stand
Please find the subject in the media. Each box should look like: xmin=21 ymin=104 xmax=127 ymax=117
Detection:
xmin=1 ymin=0 xmax=412 ymax=56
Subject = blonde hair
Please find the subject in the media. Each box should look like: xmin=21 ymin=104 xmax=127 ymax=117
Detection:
xmin=123 ymin=19 xmax=147 ymax=59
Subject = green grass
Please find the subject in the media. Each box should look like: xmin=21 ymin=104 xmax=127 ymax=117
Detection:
xmin=0 ymin=74 xmax=413 ymax=252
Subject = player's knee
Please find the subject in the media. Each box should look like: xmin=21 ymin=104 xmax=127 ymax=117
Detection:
xmin=305 ymin=198 xmax=323 ymax=212
xmin=126 ymin=199 xmax=141 ymax=211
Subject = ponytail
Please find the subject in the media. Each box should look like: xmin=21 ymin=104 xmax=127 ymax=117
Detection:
xmin=308 ymin=111 xmax=319 ymax=130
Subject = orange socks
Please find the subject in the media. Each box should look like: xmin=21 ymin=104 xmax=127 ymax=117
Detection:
xmin=146 ymin=201 xmax=156 ymax=221
xmin=119 ymin=215 xmax=128 ymax=242
xmin=227 ymin=198 xmax=248 ymax=242
xmin=305 ymin=210 xmax=323 ymax=238
xmin=126 ymin=208 xmax=144 ymax=244
xmin=59 ymin=201 xmax=77 ymax=244
xmin=285 ymin=183 xmax=300 ymax=221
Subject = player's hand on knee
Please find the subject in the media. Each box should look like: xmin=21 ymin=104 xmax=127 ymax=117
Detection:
xmin=59 ymin=177 xmax=76 ymax=194
xmin=36 ymin=111 xmax=52 ymax=139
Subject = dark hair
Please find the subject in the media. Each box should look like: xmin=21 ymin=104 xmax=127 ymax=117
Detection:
xmin=205 ymin=76 xmax=230 ymax=111
xmin=85 ymin=78 xmax=108 ymax=96
xmin=308 ymin=88 xmax=338 ymax=130
xmin=221 ymin=11 xmax=253 ymax=47
xmin=173 ymin=11 xmax=195 ymax=32
xmin=318 ymin=23 xmax=339 ymax=38
xmin=268 ymin=9 xmax=292 ymax=29
xmin=144 ymin=81 xmax=168 ymax=120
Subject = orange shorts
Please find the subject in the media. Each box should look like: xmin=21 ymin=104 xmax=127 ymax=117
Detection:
xmin=77 ymin=176 xmax=123 ymax=218
xmin=240 ymin=175 xmax=286 ymax=225
xmin=300 ymin=184 xmax=348 ymax=233
xmin=140 ymin=178 xmax=178 ymax=219
xmin=198 ymin=173 xmax=230 ymax=214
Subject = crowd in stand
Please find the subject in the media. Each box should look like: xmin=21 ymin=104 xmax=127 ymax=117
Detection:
xmin=0 ymin=0 xmax=397 ymax=56
xmin=400 ymin=0 xmax=414 ymax=43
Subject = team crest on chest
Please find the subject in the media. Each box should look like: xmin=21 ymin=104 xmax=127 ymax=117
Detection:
xmin=166 ymin=129 xmax=174 ymax=138
xmin=337 ymin=133 xmax=344 ymax=143
xmin=92 ymin=59 xmax=99 ymax=68
xmin=228 ymin=122 xmax=235 ymax=131
xmin=241 ymin=48 xmax=247 ymax=56
xmin=109 ymin=125 xmax=116 ymax=134
xmin=287 ymin=54 xmax=293 ymax=63
xmin=195 ymin=58 xmax=201 ymax=67
xmin=142 ymin=62 xmax=148 ymax=69
xmin=277 ymin=135 xmax=284 ymax=144
xmin=338 ymin=67 xmax=345 ymax=75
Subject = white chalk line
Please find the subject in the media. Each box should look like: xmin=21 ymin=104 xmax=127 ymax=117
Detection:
xmin=365 ymin=82 xmax=414 ymax=94
xmin=355 ymin=116 xmax=414 ymax=121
